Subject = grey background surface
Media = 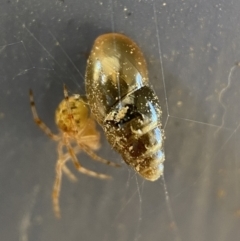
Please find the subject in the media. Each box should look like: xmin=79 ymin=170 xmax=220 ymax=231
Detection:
xmin=1 ymin=0 xmax=240 ymax=241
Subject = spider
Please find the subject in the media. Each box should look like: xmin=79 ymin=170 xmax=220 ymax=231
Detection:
xmin=29 ymin=85 xmax=120 ymax=218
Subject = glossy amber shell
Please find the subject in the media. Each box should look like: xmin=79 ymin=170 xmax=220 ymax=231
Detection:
xmin=85 ymin=33 xmax=165 ymax=181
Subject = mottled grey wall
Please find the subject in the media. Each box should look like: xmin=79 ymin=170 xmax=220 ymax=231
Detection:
xmin=0 ymin=0 xmax=240 ymax=241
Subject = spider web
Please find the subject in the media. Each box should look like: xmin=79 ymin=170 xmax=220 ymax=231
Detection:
xmin=0 ymin=0 xmax=240 ymax=241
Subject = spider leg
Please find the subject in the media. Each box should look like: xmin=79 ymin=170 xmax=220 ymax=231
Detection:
xmin=62 ymin=165 xmax=77 ymax=182
xmin=60 ymin=145 xmax=80 ymax=182
xmin=52 ymin=143 xmax=80 ymax=218
xmin=65 ymin=140 xmax=111 ymax=179
xmin=52 ymin=156 xmax=65 ymax=218
xmin=80 ymin=134 xmax=101 ymax=150
xmin=78 ymin=142 xmax=121 ymax=168
xmin=63 ymin=84 xmax=69 ymax=101
xmin=62 ymin=153 xmax=77 ymax=182
xmin=29 ymin=89 xmax=59 ymax=141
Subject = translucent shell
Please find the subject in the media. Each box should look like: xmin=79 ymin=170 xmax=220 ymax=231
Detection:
xmin=85 ymin=33 xmax=165 ymax=181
